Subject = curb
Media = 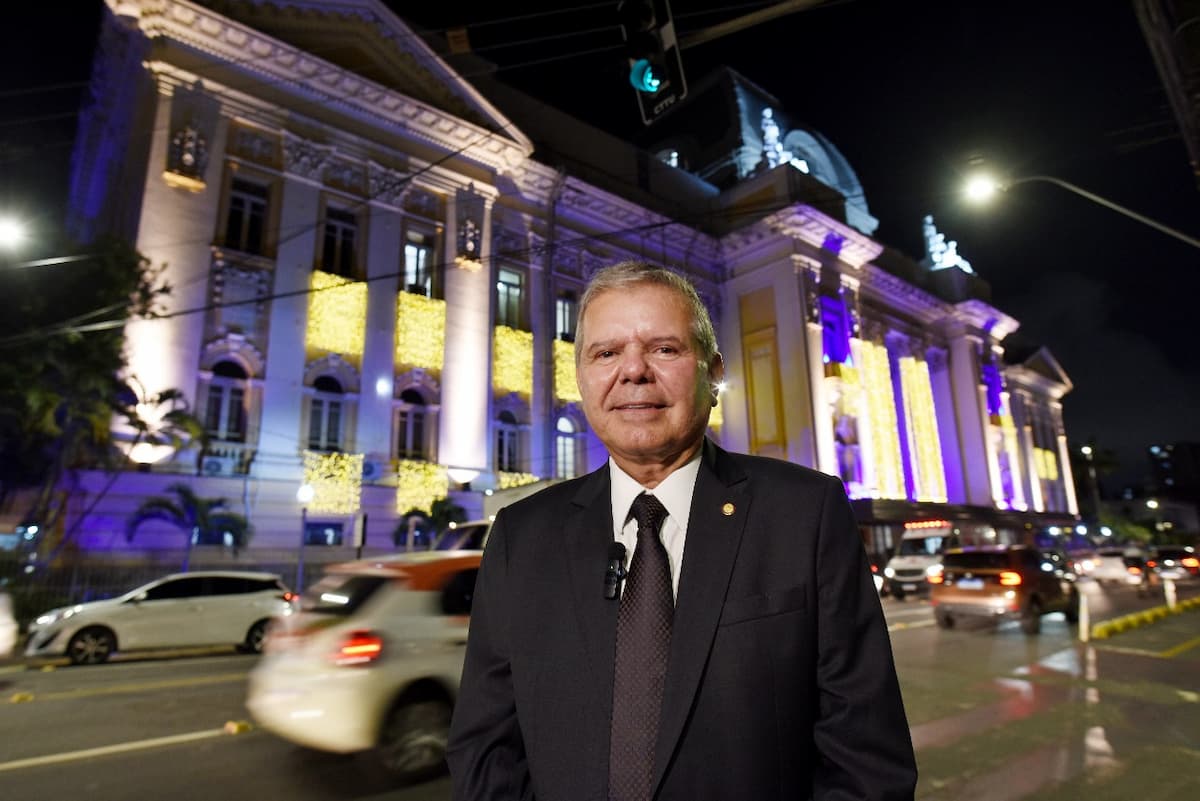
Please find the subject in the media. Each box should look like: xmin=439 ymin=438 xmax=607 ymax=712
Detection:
xmin=1090 ymin=596 xmax=1200 ymax=640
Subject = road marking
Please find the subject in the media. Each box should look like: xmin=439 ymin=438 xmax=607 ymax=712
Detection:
xmin=889 ymin=619 xmax=936 ymax=632
xmin=0 ymin=727 xmax=242 ymax=773
xmin=1094 ymin=635 xmax=1200 ymax=660
xmin=18 ymin=672 xmax=247 ymax=703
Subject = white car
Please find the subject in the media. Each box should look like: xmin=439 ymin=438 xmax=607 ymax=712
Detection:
xmin=25 ymin=571 xmax=294 ymax=665
xmin=246 ymin=550 xmax=482 ymax=783
xmin=1 ymin=591 xmax=17 ymax=657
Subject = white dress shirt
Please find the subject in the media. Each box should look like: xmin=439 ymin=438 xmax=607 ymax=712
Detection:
xmin=609 ymin=451 xmax=702 ymax=600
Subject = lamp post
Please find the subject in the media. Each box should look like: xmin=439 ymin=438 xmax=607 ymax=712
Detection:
xmin=296 ymin=483 xmax=314 ymax=592
xmin=964 ymin=174 xmax=1200 ymax=251
xmin=1079 ymin=445 xmax=1103 ymax=524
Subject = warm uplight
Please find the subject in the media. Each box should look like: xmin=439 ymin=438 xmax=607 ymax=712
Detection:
xmin=0 ymin=217 xmax=27 ymax=250
xmin=964 ymin=175 xmax=1000 ymax=202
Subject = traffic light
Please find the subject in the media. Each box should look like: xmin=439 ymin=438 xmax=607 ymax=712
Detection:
xmin=618 ymin=0 xmax=687 ymax=125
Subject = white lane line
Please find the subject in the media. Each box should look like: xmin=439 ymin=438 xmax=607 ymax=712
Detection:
xmin=0 ymin=728 xmax=230 ymax=772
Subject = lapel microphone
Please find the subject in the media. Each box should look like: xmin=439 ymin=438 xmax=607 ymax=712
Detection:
xmin=604 ymin=541 xmax=628 ymax=600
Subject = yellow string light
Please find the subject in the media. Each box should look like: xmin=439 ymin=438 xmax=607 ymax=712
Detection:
xmin=899 ymin=357 xmax=947 ymax=502
xmin=306 ymin=271 xmax=366 ymax=360
xmin=493 ymin=325 xmax=533 ymax=397
xmin=554 ymin=339 xmax=581 ymax=403
xmin=1035 ymin=447 xmax=1060 ymax=481
xmin=497 ymin=471 xmax=540 ymax=489
xmin=395 ymin=291 xmax=446 ymax=372
xmin=859 ymin=341 xmax=905 ymax=499
xmin=302 ymin=450 xmax=364 ymax=514
xmin=395 ymin=458 xmax=449 ymax=514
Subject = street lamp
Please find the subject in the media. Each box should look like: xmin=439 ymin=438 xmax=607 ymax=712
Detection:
xmin=296 ymin=483 xmax=315 ymax=591
xmin=964 ymin=173 xmax=1200 ymax=251
xmin=1079 ymin=445 xmax=1103 ymax=524
xmin=0 ymin=216 xmax=27 ymax=250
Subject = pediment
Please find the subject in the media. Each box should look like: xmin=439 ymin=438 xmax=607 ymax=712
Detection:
xmin=1021 ymin=346 xmax=1072 ymax=389
xmin=203 ymin=0 xmax=527 ymax=149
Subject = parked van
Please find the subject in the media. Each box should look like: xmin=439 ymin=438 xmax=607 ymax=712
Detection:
xmin=883 ymin=528 xmax=959 ymax=600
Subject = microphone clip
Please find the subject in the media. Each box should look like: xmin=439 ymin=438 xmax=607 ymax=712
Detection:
xmin=604 ymin=542 xmax=628 ymax=600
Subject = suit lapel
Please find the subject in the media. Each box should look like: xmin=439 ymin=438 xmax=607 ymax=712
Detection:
xmin=564 ymin=466 xmax=621 ymax=714
xmin=653 ymin=441 xmax=750 ymax=793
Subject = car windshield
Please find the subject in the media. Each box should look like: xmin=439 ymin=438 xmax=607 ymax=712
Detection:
xmin=897 ymin=535 xmax=950 ymax=557
xmin=300 ymin=574 xmax=388 ymax=616
xmin=943 ymin=551 xmax=1013 ymax=570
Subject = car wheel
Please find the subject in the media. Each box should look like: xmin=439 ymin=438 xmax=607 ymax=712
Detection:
xmin=935 ymin=610 xmax=954 ymax=629
xmin=376 ymin=694 xmax=452 ymax=782
xmin=1020 ymin=599 xmax=1042 ymax=635
xmin=1063 ymin=589 xmax=1080 ymax=624
xmin=241 ymin=619 xmax=269 ymax=654
xmin=68 ymin=627 xmax=116 ymax=665
xmin=892 ymin=587 xmax=906 ymax=602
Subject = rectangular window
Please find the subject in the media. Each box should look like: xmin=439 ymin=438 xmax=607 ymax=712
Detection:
xmin=496 ymin=427 xmax=519 ymax=473
xmin=496 ymin=267 xmax=524 ymax=329
xmin=224 ymin=179 xmax=268 ymax=254
xmin=404 ymin=239 xmax=434 ymax=296
xmin=303 ymin=521 xmax=345 ymax=546
xmin=555 ymin=293 xmax=577 ymax=342
xmin=397 ymin=407 xmax=426 ymax=459
xmin=556 ymin=433 xmax=577 ymax=480
xmin=322 ymin=207 xmax=358 ymax=277
xmin=205 ymin=384 xmax=246 ymax=442
xmin=308 ymin=398 xmax=342 ymax=451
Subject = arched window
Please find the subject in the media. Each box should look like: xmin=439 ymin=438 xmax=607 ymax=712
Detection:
xmin=205 ymin=360 xmax=248 ymax=443
xmin=397 ymin=388 xmax=428 ymax=459
xmin=555 ymin=415 xmax=581 ymax=480
xmin=496 ymin=410 xmax=520 ymax=473
xmin=308 ymin=376 xmax=343 ymax=452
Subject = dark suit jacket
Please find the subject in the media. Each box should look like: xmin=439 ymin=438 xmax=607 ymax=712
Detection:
xmin=447 ymin=440 xmax=917 ymax=800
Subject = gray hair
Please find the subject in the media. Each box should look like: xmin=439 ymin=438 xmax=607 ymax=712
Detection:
xmin=575 ymin=261 xmax=718 ymax=366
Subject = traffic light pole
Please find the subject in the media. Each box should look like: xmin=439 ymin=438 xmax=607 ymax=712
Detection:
xmin=678 ymin=0 xmax=826 ymax=51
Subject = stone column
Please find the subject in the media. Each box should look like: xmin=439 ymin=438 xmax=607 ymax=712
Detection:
xmin=946 ymin=327 xmax=993 ymax=506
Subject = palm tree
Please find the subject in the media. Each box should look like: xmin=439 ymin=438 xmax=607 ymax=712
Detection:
xmin=126 ymin=483 xmax=252 ymax=571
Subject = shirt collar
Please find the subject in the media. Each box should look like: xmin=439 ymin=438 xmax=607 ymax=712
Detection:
xmin=609 ymin=450 xmax=703 ymax=534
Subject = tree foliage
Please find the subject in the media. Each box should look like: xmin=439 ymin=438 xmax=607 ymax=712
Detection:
xmin=126 ymin=482 xmax=253 ymax=571
xmin=0 ymin=236 xmax=173 ymax=531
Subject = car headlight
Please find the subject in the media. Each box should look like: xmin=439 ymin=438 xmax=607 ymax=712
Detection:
xmin=883 ymin=567 xmax=895 ymax=578
xmin=34 ymin=605 xmax=80 ymax=627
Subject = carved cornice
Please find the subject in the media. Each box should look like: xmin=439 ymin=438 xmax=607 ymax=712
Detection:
xmin=366 ymin=160 xmax=411 ymax=208
xmin=858 ymin=263 xmax=950 ymax=325
xmin=281 ymin=131 xmax=331 ymax=180
xmin=124 ymin=0 xmax=532 ymax=173
xmin=758 ymin=205 xmax=883 ymax=269
xmin=951 ymin=299 xmax=1020 ymax=341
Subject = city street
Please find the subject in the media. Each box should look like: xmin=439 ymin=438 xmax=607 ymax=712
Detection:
xmin=1 ymin=579 xmax=1197 ymax=801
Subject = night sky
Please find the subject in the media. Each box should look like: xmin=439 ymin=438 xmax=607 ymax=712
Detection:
xmin=4 ymin=1 xmax=1198 ymax=491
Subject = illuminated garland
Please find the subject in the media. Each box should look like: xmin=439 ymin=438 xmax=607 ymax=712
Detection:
xmin=858 ymin=341 xmax=905 ymax=499
xmin=306 ymin=271 xmax=366 ymax=359
xmin=302 ymin=450 xmax=364 ymax=514
xmin=498 ymin=471 xmax=540 ymax=489
xmin=395 ymin=458 xmax=449 ymax=514
xmin=493 ymin=325 xmax=533 ymax=397
xmin=1035 ymin=447 xmax=1060 ymax=481
xmin=899 ymin=357 xmax=947 ymax=502
xmin=395 ymin=291 xmax=446 ymax=372
xmin=554 ymin=340 xmax=581 ymax=403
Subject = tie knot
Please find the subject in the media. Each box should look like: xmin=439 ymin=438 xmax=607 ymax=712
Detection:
xmin=629 ymin=493 xmax=668 ymax=537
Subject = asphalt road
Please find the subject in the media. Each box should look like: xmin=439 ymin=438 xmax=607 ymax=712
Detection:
xmin=1 ymin=578 xmax=1196 ymax=801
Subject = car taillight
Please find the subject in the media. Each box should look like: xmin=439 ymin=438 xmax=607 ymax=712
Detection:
xmin=1146 ymin=560 xmax=1158 ymax=569
xmin=332 ymin=630 xmax=384 ymax=666
xmin=281 ymin=592 xmax=298 ymax=603
xmin=926 ymin=565 xmax=944 ymax=584
xmin=999 ymin=571 xmax=1022 ymax=586
xmin=1183 ymin=557 xmax=1199 ymax=568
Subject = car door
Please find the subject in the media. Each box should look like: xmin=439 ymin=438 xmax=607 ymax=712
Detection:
xmin=118 ymin=576 xmax=208 ymax=650
xmin=200 ymin=576 xmax=268 ymax=645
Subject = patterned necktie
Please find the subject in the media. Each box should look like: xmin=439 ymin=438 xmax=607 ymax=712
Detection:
xmin=609 ymin=492 xmax=673 ymax=801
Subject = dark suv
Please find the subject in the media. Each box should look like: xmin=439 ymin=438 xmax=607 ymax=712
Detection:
xmin=929 ymin=546 xmax=1079 ymax=634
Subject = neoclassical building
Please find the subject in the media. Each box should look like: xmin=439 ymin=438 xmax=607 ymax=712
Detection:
xmin=64 ymin=0 xmax=1078 ymax=561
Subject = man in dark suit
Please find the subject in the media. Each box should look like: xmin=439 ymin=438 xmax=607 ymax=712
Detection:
xmin=447 ymin=262 xmax=916 ymax=800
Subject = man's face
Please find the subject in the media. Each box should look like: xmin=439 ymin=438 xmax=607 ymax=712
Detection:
xmin=577 ymin=283 xmax=722 ymax=474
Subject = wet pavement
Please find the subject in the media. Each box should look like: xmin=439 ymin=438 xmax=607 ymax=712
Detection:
xmin=903 ymin=606 xmax=1200 ymax=800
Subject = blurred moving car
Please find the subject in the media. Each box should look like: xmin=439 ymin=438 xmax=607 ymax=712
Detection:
xmin=1 ymin=590 xmax=17 ymax=657
xmin=1147 ymin=545 xmax=1199 ymax=582
xmin=247 ymin=550 xmax=483 ymax=783
xmin=24 ymin=571 xmax=294 ymax=665
xmin=1091 ymin=547 xmax=1142 ymax=584
xmin=929 ymin=546 xmax=1079 ymax=634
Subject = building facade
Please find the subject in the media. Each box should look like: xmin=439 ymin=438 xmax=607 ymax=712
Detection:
xmin=62 ymin=0 xmax=1078 ymax=564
